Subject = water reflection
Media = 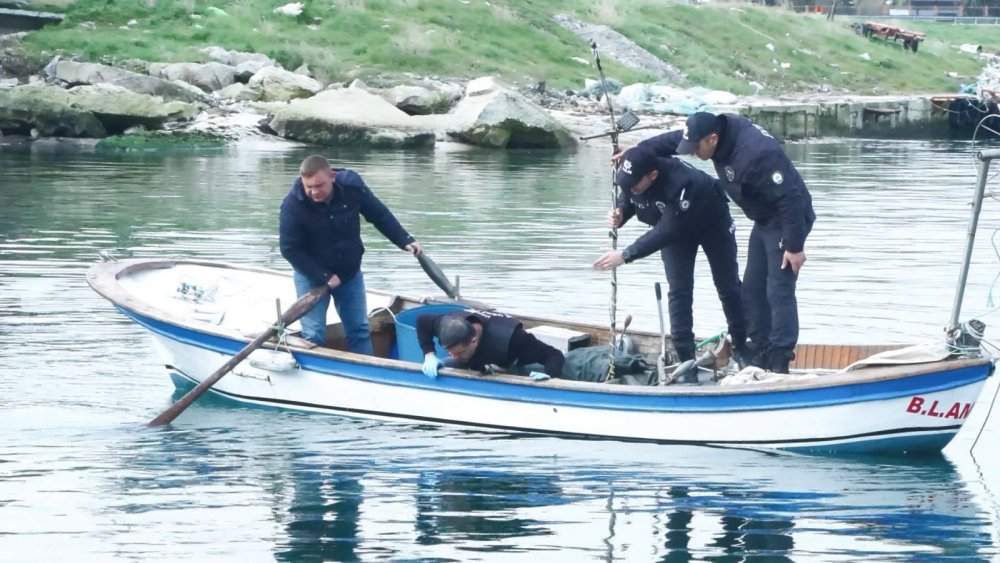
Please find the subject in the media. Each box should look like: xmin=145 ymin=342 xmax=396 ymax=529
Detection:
xmin=95 ymin=410 xmax=995 ymax=562
xmin=3 ymin=140 xmax=1000 ymax=561
xmin=413 ymin=470 xmax=564 ymax=545
xmin=275 ymin=461 xmax=363 ymax=562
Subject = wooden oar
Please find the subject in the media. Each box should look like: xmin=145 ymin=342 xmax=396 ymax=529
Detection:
xmin=148 ymin=285 xmax=327 ymax=427
xmin=416 ymin=252 xmax=460 ymax=299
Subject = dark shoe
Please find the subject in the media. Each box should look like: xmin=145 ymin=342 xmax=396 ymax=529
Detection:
xmin=767 ymin=348 xmax=796 ymax=374
xmin=748 ymin=344 xmax=768 ymax=369
xmin=673 ymin=341 xmax=695 ymax=363
xmin=730 ymin=339 xmax=752 ymax=370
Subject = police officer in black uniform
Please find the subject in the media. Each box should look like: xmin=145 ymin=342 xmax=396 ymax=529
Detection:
xmin=632 ymin=112 xmax=815 ymax=373
xmin=594 ymin=145 xmax=748 ymax=366
xmin=416 ymin=309 xmax=565 ymax=379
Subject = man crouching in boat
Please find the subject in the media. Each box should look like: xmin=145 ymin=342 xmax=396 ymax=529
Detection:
xmin=279 ymin=155 xmax=422 ymax=353
xmin=416 ymin=310 xmax=565 ymax=381
xmin=593 ymin=145 xmax=749 ymax=368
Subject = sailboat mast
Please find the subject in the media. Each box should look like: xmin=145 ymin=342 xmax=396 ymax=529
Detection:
xmin=949 ymin=148 xmax=1000 ymax=329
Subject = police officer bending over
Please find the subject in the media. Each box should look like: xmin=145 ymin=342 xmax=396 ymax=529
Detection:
xmin=593 ymin=145 xmax=748 ymax=366
xmin=416 ymin=310 xmax=565 ymax=380
xmin=630 ymin=112 xmax=816 ymax=373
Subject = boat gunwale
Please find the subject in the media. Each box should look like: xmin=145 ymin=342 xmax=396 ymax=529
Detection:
xmin=86 ymin=258 xmax=996 ymax=398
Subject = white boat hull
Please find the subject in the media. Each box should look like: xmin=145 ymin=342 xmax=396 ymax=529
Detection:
xmin=89 ymin=258 xmax=996 ymax=455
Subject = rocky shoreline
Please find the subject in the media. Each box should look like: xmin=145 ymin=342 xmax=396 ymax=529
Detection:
xmin=0 ymin=34 xmax=670 ymax=152
xmin=3 ymin=26 xmax=999 ymax=152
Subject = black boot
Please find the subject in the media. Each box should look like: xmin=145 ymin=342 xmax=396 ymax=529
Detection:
xmin=745 ymin=342 xmax=767 ymax=369
xmin=673 ymin=341 xmax=695 ymax=363
xmin=729 ymin=334 xmax=752 ymax=370
xmin=767 ymin=348 xmax=796 ymax=374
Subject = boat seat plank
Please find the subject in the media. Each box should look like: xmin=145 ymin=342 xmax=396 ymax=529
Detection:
xmin=791 ymin=344 xmax=907 ymax=370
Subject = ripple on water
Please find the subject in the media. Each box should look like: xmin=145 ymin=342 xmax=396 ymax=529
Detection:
xmin=1 ymin=141 xmax=999 ymax=561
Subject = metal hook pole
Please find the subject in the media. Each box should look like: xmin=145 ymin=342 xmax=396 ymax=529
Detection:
xmin=592 ymin=39 xmax=622 ymax=381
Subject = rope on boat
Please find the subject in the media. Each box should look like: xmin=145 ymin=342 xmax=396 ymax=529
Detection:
xmin=368 ymin=306 xmax=397 ymax=320
xmin=970 ymin=335 xmax=1000 ymax=454
xmin=695 ymin=330 xmax=727 ymax=350
xmin=270 ymin=297 xmax=294 ymax=354
xmin=269 ymin=320 xmax=293 ymax=354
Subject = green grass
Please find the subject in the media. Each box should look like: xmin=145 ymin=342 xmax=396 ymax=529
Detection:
xmin=16 ymin=0 xmax=1000 ymax=94
xmin=618 ymin=4 xmax=992 ymax=95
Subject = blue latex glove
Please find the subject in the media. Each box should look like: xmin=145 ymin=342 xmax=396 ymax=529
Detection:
xmin=529 ymin=371 xmax=551 ymax=381
xmin=422 ymin=353 xmax=443 ymax=379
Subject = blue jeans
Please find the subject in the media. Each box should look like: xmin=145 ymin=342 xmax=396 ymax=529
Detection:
xmin=293 ymin=270 xmax=373 ymax=354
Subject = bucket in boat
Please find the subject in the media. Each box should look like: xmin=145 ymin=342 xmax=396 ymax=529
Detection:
xmin=394 ymin=303 xmax=468 ymax=363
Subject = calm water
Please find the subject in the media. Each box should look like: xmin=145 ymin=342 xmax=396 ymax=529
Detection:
xmin=2 ymin=137 xmax=1000 ymax=561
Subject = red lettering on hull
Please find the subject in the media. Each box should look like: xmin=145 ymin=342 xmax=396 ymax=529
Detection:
xmin=905 ymin=396 xmax=972 ymax=420
xmin=927 ymin=400 xmax=941 ymax=417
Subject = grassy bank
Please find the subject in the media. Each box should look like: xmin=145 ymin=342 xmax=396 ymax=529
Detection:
xmin=17 ymin=0 xmax=1000 ymax=95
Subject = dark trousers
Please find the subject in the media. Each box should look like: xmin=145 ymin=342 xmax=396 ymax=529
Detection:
xmin=661 ymin=219 xmax=746 ymax=361
xmin=743 ymin=222 xmax=806 ymax=353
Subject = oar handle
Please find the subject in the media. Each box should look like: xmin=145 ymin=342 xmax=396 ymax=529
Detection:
xmin=147 ymin=285 xmax=327 ymax=427
xmin=654 ymin=282 xmax=667 ymax=359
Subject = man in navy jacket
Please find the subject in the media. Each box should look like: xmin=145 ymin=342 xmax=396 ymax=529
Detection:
xmin=593 ymin=145 xmax=747 ymax=366
xmin=279 ymin=155 xmax=422 ymax=352
xmin=631 ymin=112 xmax=815 ymax=373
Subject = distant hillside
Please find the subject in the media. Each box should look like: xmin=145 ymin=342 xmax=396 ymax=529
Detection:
xmin=14 ymin=0 xmax=1000 ymax=95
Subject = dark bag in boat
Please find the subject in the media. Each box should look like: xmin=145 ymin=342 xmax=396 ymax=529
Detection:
xmin=558 ymin=346 xmax=657 ymax=385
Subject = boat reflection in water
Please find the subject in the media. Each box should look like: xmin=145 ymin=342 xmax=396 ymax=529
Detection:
xmin=197 ymin=418 xmax=994 ymax=562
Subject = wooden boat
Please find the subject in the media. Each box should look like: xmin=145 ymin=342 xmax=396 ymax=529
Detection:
xmin=84 ymin=254 xmax=990 ymax=455
xmin=84 ymin=150 xmax=1000 ymax=456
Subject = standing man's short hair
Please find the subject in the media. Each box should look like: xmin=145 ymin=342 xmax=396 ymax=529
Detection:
xmin=300 ymin=155 xmax=331 ymax=176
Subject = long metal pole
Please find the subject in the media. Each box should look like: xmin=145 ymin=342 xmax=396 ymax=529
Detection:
xmin=591 ymin=40 xmax=621 ymax=381
xmin=949 ymin=148 xmax=1000 ymax=329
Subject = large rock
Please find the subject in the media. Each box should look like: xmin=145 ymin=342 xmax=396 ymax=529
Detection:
xmin=0 ymin=83 xmax=197 ymax=137
xmin=45 ymin=59 xmax=210 ymax=104
xmin=65 ymin=83 xmax=198 ymax=132
xmin=0 ymin=33 xmax=48 ymax=81
xmin=147 ymin=62 xmax=236 ymax=93
xmin=200 ymin=46 xmax=276 ymax=76
xmin=446 ymin=81 xmax=577 ymax=149
xmin=0 ymin=84 xmax=105 ymax=137
xmin=267 ymin=88 xmax=435 ymax=148
xmin=381 ymin=79 xmax=463 ymax=115
xmin=245 ymin=66 xmax=322 ymax=102
xmin=214 ymin=82 xmax=251 ymax=101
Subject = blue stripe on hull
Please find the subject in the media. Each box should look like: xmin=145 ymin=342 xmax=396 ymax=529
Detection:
xmin=167 ymin=370 xmax=958 ymax=455
xmin=126 ymin=307 xmax=992 ymax=414
xmin=781 ymin=433 xmax=957 ymax=455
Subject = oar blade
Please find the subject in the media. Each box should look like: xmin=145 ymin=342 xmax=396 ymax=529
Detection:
xmin=416 ymin=252 xmax=459 ymax=299
xmin=147 ymin=285 xmax=326 ymax=427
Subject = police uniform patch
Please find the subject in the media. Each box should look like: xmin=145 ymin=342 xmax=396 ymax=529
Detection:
xmin=771 ymin=171 xmax=783 ymax=185
xmin=621 ymin=159 xmax=633 ymax=175
xmin=724 ymin=166 xmax=735 ymax=182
